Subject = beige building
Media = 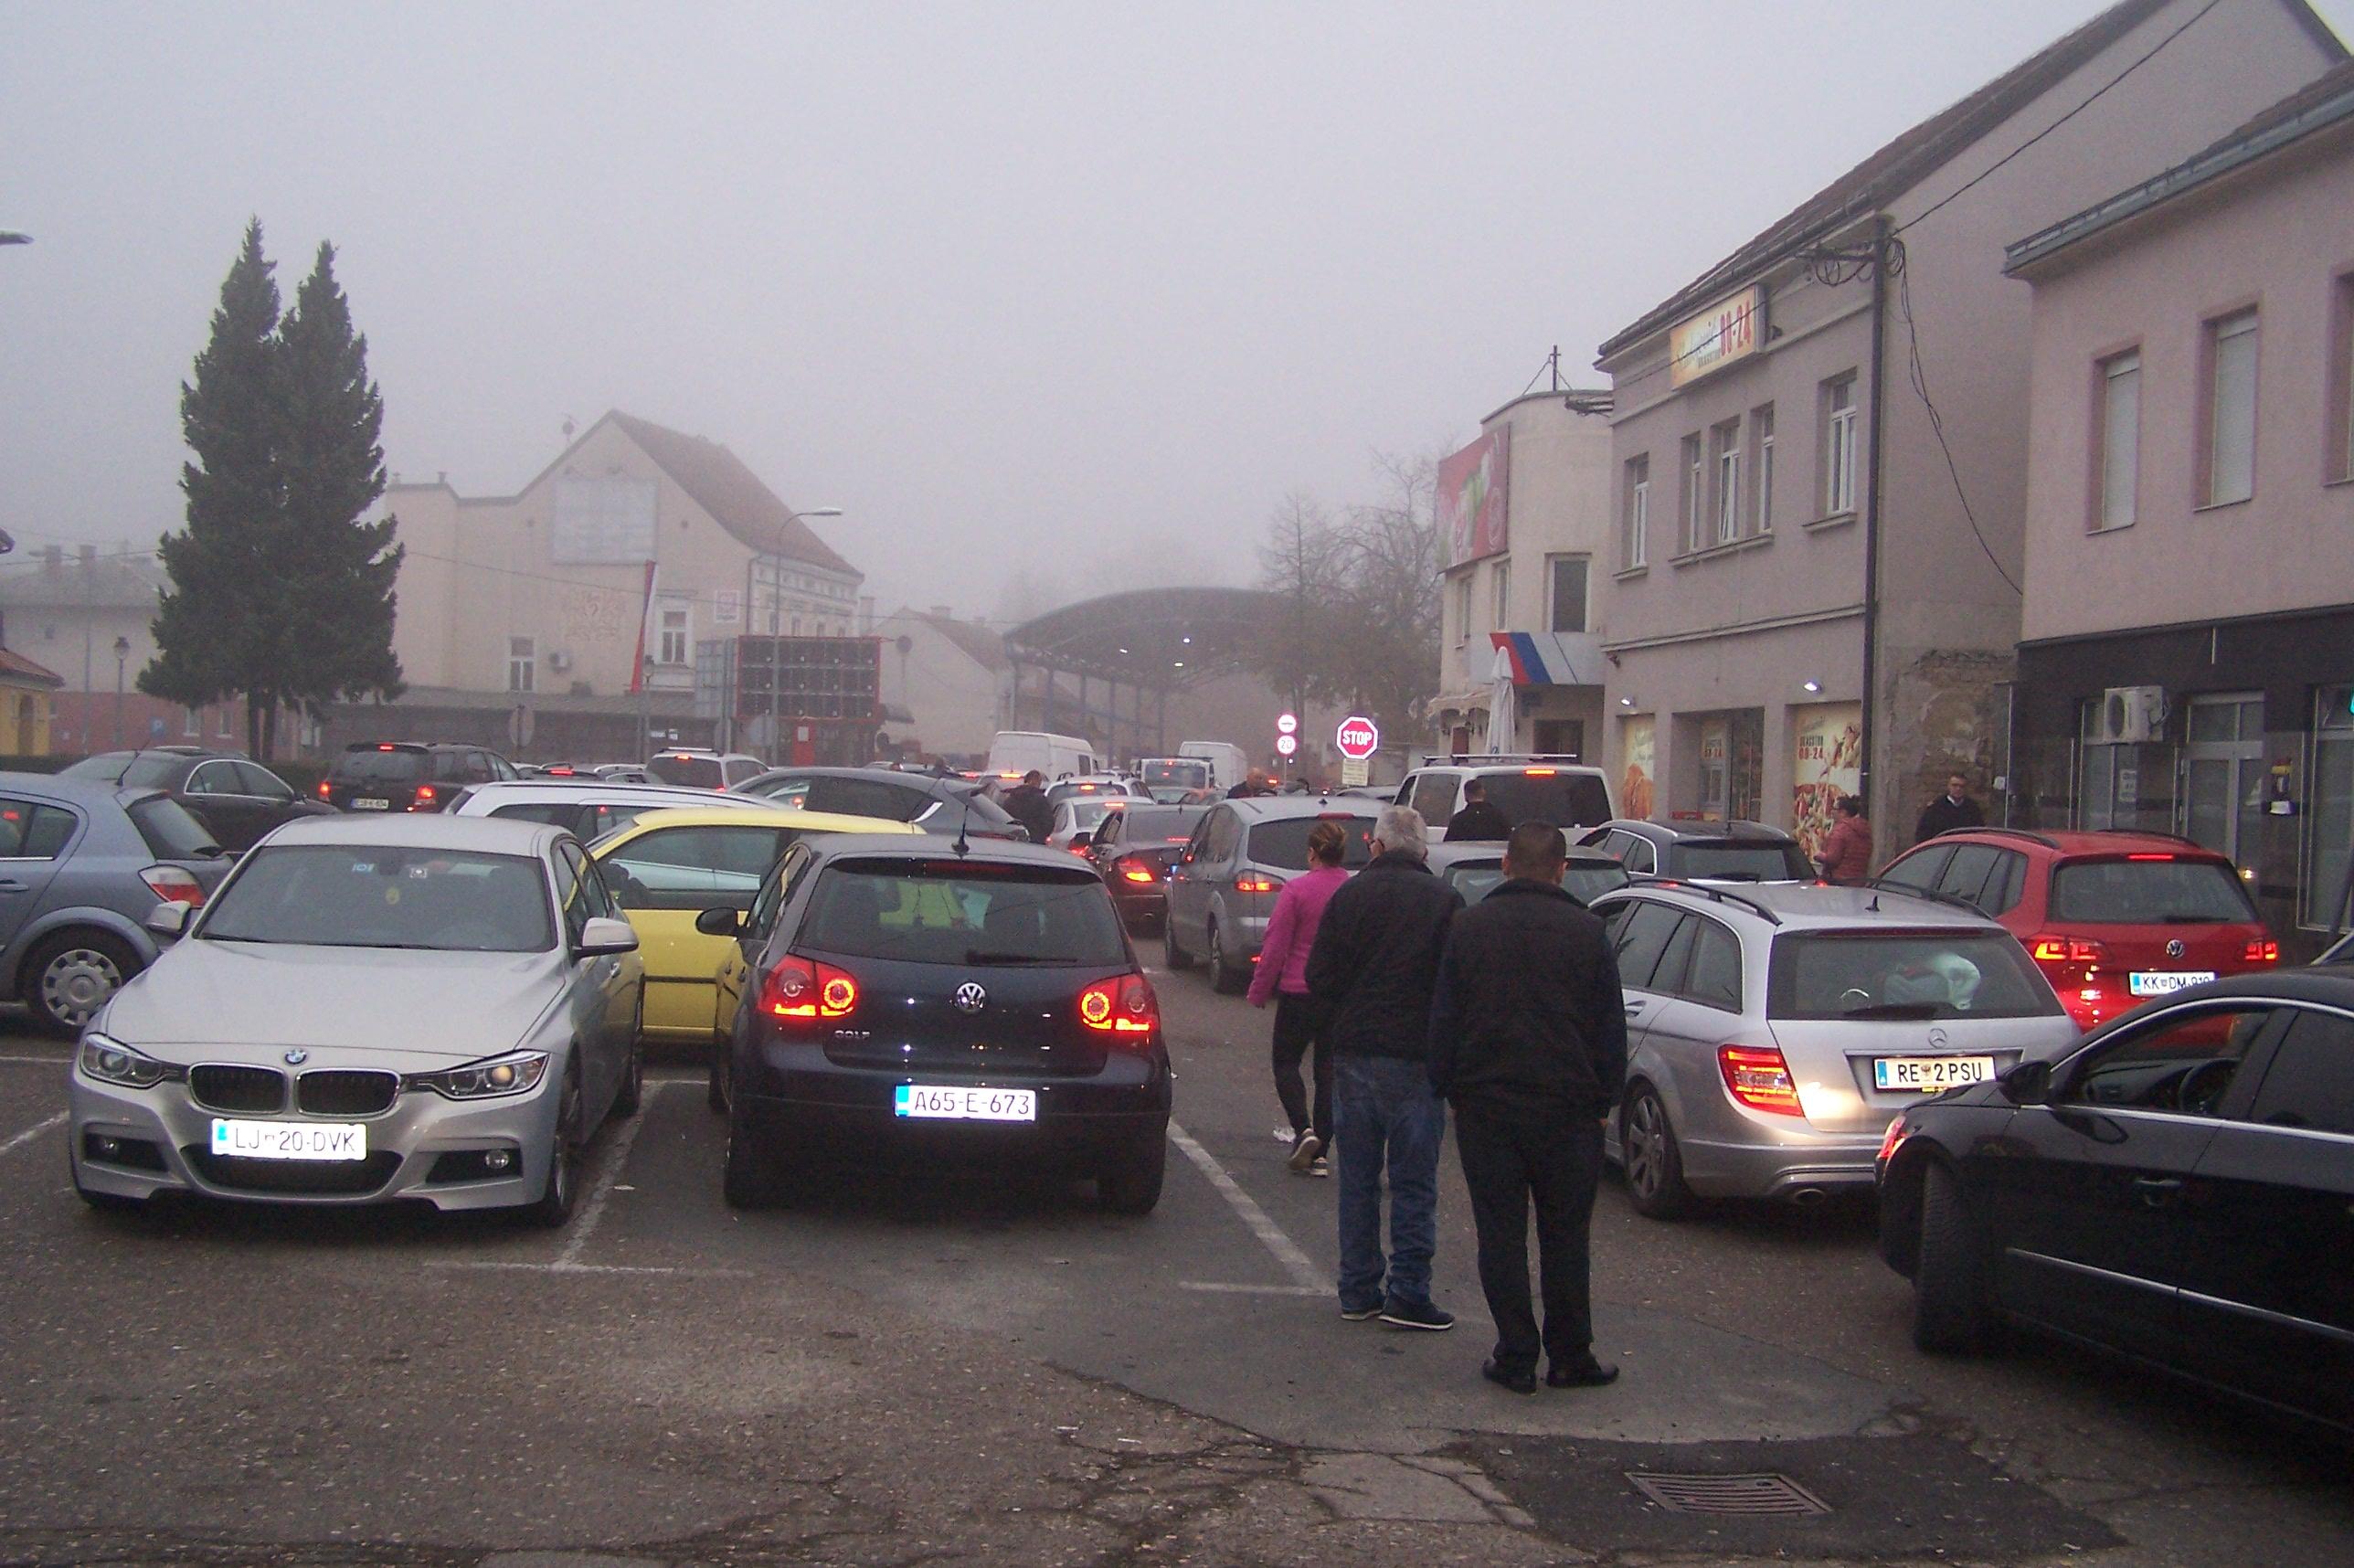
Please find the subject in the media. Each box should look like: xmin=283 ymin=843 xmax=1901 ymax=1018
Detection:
xmin=1431 ymin=389 xmax=1613 ymax=762
xmin=1593 ymin=0 xmax=2340 ymax=860
xmin=875 ymin=607 xmax=1014 ymax=764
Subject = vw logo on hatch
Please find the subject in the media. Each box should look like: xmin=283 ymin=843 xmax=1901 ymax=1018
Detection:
xmin=954 ymin=982 xmax=988 ymax=1014
xmin=283 ymin=1049 xmax=309 ymax=1065
xmin=2166 ymin=938 xmax=2186 ymax=959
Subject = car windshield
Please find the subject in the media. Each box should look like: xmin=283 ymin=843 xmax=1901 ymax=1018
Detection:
xmin=200 ymin=845 xmax=554 ymax=952
xmin=644 ymin=754 xmax=726 ymax=789
xmin=1480 ymin=773 xmax=1612 ymax=830
xmin=1141 ymin=759 xmax=1208 ymax=792
xmin=2048 ymin=856 xmax=2259 ymax=924
xmin=1673 ymin=842 xmax=1811 ymax=881
xmin=128 ymin=797 xmax=220 ymax=860
xmin=1247 ymin=815 xmax=1378 ymax=871
xmin=334 ymin=747 xmax=428 ymax=782
xmin=798 ymin=860 xmax=1127 ymax=966
xmin=1768 ymin=930 xmax=2060 ymax=1021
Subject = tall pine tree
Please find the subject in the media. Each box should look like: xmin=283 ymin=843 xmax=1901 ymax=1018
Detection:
xmin=145 ymin=218 xmax=281 ymax=753
xmin=143 ymin=225 xmax=403 ymax=757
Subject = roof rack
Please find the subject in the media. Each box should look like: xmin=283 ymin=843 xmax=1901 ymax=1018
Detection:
xmin=1639 ymin=878 xmax=1783 ymax=927
xmin=1938 ymin=826 xmax=2059 ymax=851
xmin=1419 ymin=753 xmax=1586 ymax=767
xmin=1861 ymin=877 xmax=1989 ymax=916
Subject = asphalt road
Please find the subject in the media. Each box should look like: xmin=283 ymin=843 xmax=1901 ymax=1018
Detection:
xmin=0 ymin=957 xmax=2347 ymax=1568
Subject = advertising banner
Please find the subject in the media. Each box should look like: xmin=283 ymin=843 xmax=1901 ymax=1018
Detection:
xmin=1790 ymin=701 xmax=1862 ymax=860
xmin=1618 ymin=715 xmax=1655 ymax=821
xmin=1438 ymin=425 xmax=1511 ymax=568
xmin=1669 ymin=284 xmax=1766 ymax=388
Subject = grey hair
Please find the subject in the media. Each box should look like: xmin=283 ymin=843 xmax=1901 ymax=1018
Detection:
xmin=1373 ymin=805 xmax=1427 ymax=858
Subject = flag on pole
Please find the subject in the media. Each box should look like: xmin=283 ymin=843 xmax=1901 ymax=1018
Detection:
xmin=627 ymin=561 xmax=660 ymax=694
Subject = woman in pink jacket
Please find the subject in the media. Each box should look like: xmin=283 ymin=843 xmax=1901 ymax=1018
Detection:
xmin=1249 ymin=821 xmax=1350 ymax=1176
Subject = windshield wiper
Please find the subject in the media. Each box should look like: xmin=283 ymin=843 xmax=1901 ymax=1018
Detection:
xmin=1840 ymin=1002 xmax=1939 ymax=1020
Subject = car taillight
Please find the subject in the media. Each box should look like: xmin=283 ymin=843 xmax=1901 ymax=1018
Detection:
xmin=1117 ymin=856 xmax=1157 ymax=885
xmin=761 ymin=956 xmax=858 ymax=1021
xmin=2243 ymin=938 xmax=2279 ymax=964
xmin=1069 ymin=842 xmax=1093 ymax=856
xmin=2027 ymin=935 xmax=2105 ymax=966
xmin=1877 ymin=1115 xmax=1908 ymax=1164
xmin=316 ymin=780 xmax=332 ymax=799
xmin=1235 ymin=874 xmax=1279 ymax=895
xmin=1718 ymin=1044 xmax=1801 ymax=1117
xmin=411 ymin=784 xmax=438 ymax=809
xmin=1078 ymin=972 xmax=1158 ymax=1036
xmin=141 ymin=865 xmax=207 ymax=907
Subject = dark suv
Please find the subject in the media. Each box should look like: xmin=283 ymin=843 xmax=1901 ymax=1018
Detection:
xmin=322 ymin=743 xmax=520 ymax=814
xmin=711 ymin=836 xmax=1172 ymax=1213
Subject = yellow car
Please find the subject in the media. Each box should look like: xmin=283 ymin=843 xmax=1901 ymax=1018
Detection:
xmin=588 ymin=806 xmax=919 ymax=1046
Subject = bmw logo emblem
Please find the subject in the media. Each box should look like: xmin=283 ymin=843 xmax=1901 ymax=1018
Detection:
xmin=954 ymin=982 xmax=988 ymax=1014
xmin=283 ymin=1049 xmax=309 ymax=1065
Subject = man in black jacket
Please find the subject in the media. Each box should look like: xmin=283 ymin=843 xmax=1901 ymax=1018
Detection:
xmin=1913 ymin=772 xmax=1985 ymax=845
xmin=1443 ymin=779 xmax=1512 ymax=842
xmin=1428 ymin=821 xmax=1627 ymax=1393
xmin=1001 ymin=771 xmax=1054 ymax=845
xmin=1305 ymin=804 xmax=1464 ymax=1330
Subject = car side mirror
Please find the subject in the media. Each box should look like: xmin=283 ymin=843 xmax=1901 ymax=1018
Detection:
xmin=579 ymin=916 xmax=641 ymax=956
xmin=144 ymin=902 xmax=189 ymax=938
xmin=695 ymin=906 xmax=744 ymax=938
xmin=1998 ymin=1058 xmax=2054 ymax=1106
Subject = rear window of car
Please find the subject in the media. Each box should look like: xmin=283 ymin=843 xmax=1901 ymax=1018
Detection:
xmin=1479 ymin=772 xmax=1612 ymax=830
xmin=1141 ymin=759 xmax=1209 ymax=792
xmin=1247 ymin=815 xmax=1379 ymax=871
xmin=645 ymin=754 xmax=725 ymax=789
xmin=333 ymin=747 xmax=428 ymax=782
xmin=798 ymin=860 xmax=1127 ymax=966
xmin=1768 ymin=931 xmax=2061 ymax=1021
xmin=2048 ymin=856 xmax=2259 ymax=924
xmin=1445 ymin=864 xmax=1506 ymax=904
xmin=1119 ymin=806 xmax=1204 ymax=842
xmin=128 ymin=796 xmax=219 ymax=859
xmin=1564 ymin=862 xmax=1632 ymax=906
xmin=60 ymin=751 xmax=137 ymax=783
xmin=1672 ymin=842 xmax=1812 ymax=881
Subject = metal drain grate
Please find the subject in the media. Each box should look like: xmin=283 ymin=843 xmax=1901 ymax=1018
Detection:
xmin=1627 ymin=1471 xmax=1830 ymax=1517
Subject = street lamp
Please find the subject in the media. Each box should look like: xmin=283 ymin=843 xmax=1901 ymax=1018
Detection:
xmin=743 ymin=507 xmax=843 ymax=758
xmin=111 ymin=635 xmax=130 ymax=747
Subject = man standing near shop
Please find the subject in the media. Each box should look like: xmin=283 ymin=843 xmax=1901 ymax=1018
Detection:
xmin=1428 ymin=821 xmax=1627 ymax=1393
xmin=1305 ymin=805 xmax=1463 ymax=1330
xmin=1914 ymin=771 xmax=1985 ymax=845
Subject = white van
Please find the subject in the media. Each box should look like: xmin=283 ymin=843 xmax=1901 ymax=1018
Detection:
xmin=985 ymin=731 xmax=1097 ymax=780
xmin=1178 ymin=741 xmax=1250 ymax=794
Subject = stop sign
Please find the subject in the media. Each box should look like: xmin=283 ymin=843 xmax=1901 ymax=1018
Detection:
xmin=1335 ymin=715 xmax=1380 ymax=761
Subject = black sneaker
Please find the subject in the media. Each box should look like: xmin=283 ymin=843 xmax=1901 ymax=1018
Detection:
xmin=1380 ymin=1298 xmax=1456 ymax=1331
xmin=1482 ymin=1359 xmax=1537 ymax=1395
xmin=1339 ymin=1300 xmax=1384 ymax=1321
xmin=1546 ymin=1359 xmax=1620 ymax=1388
xmin=1286 ymin=1130 xmax=1325 ymax=1174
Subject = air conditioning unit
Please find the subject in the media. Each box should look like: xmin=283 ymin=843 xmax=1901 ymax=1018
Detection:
xmin=547 ymin=651 xmax=573 ymax=673
xmin=2096 ymin=685 xmax=2166 ymax=744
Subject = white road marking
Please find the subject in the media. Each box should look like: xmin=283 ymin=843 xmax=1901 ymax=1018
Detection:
xmin=0 ymin=1054 xmax=69 ymax=1065
xmin=432 ymin=1260 xmax=750 ymax=1278
xmin=552 ymin=1078 xmax=667 ymax=1268
xmin=0 ymin=1111 xmax=66 ymax=1159
xmin=1165 ymin=1118 xmax=1323 ymax=1292
xmin=1178 ymin=1281 xmax=1322 ymax=1296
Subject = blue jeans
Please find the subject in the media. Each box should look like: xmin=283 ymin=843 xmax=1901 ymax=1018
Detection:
xmin=1333 ymin=1054 xmax=1445 ymax=1310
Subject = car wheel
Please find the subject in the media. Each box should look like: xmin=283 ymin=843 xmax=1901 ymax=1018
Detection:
xmin=612 ymin=1008 xmax=644 ymax=1118
xmin=1207 ymin=919 xmax=1246 ymax=996
xmin=1912 ymin=1161 xmax=1995 ymax=1354
xmin=524 ymin=1068 xmax=583 ymax=1229
xmin=1163 ymin=914 xmax=1196 ymax=971
xmin=1097 ymin=1131 xmax=1167 ymax=1214
xmin=1621 ymin=1084 xmax=1692 ymax=1220
xmin=707 ymin=1041 xmax=728 ymax=1113
xmin=722 ymin=1084 xmax=783 ymax=1209
xmin=24 ymin=930 xmax=142 ymax=1038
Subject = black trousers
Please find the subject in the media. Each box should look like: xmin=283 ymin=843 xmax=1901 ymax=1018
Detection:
xmin=1454 ymin=1101 xmax=1604 ymax=1373
xmin=1270 ymin=992 xmax=1333 ymax=1141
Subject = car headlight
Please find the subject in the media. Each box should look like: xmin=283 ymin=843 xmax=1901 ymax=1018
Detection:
xmin=409 ymin=1051 xmax=550 ymax=1100
xmin=79 ymin=1033 xmax=177 ymax=1089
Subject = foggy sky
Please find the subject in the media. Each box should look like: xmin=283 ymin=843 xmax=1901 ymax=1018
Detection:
xmin=6 ymin=1 xmax=2348 ymax=627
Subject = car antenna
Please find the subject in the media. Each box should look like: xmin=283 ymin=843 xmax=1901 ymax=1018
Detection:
xmin=953 ymin=790 xmax=972 ymax=858
xmin=1868 ymin=891 xmax=1881 ymax=912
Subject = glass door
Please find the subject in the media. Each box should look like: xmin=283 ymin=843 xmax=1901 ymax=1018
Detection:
xmin=2308 ymin=687 xmax=2354 ymax=931
xmin=2182 ymin=694 xmax=2265 ymax=875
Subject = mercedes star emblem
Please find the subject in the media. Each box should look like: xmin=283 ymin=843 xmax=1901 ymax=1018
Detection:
xmin=1926 ymin=1027 xmax=1949 ymax=1050
xmin=954 ymin=982 xmax=988 ymax=1013
xmin=283 ymin=1049 xmax=309 ymax=1065
xmin=2166 ymin=938 xmax=2186 ymax=959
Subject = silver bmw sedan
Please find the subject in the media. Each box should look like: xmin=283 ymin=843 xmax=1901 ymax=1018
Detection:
xmin=68 ymin=814 xmax=644 ymax=1225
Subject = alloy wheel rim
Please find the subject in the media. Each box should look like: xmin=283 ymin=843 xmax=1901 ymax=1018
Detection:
xmin=1627 ymin=1097 xmax=1663 ymax=1196
xmin=42 ymin=949 xmax=121 ymax=1027
xmin=1208 ymin=924 xmax=1224 ymax=972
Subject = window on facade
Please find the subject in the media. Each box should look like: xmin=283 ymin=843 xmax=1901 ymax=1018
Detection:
xmin=1823 ymin=375 xmax=1858 ymax=515
xmin=1712 ymin=418 xmax=1742 ymax=546
xmin=1753 ymin=405 xmax=1775 ymax=533
xmin=1682 ymin=434 xmax=1704 ymax=552
xmin=1450 ymin=574 xmax=1471 ymax=645
xmin=1625 ymin=456 xmax=1649 ymax=568
xmin=2205 ymin=309 xmax=2258 ymax=506
xmin=507 ymin=636 xmax=535 ymax=694
xmin=658 ymin=607 xmax=689 ymax=665
xmin=1548 ymin=556 xmax=1588 ymax=634
xmin=1490 ymin=559 xmax=1511 ymax=630
xmin=2095 ymin=349 xmax=2140 ymax=532
xmin=183 ymin=707 xmax=201 ymax=737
